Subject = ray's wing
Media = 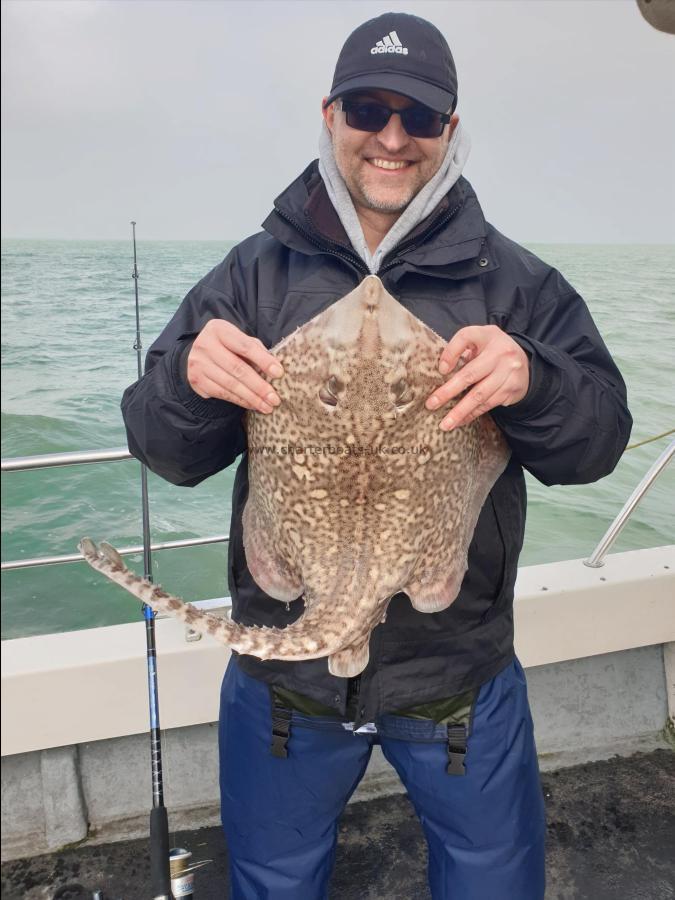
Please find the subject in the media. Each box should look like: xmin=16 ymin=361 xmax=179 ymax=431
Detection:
xmin=404 ymin=414 xmax=510 ymax=612
xmin=241 ymin=499 xmax=304 ymax=602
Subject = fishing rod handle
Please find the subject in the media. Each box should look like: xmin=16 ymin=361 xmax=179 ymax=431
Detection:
xmin=150 ymin=805 xmax=171 ymax=899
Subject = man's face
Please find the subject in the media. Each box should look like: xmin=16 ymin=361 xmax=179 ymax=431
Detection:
xmin=322 ymin=88 xmax=457 ymax=214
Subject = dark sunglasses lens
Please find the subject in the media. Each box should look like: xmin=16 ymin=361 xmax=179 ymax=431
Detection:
xmin=401 ymin=107 xmax=443 ymax=138
xmin=343 ymin=101 xmax=445 ymax=138
xmin=344 ymin=103 xmax=391 ymax=133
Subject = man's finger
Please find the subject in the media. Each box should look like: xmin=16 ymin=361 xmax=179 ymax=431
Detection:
xmin=452 ymin=367 xmax=529 ymax=423
xmin=215 ymin=323 xmax=284 ymax=378
xmin=194 ymin=374 xmax=272 ymax=412
xmin=202 ymin=354 xmax=280 ymax=410
xmin=439 ymin=371 xmax=509 ymax=430
xmin=195 ymin=343 xmax=281 ymax=404
xmin=438 ymin=326 xmax=491 ymax=375
xmin=426 ymin=351 xmax=498 ymax=410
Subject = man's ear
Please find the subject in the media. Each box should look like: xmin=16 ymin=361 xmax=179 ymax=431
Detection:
xmin=322 ymin=96 xmax=335 ymax=133
xmin=447 ymin=112 xmax=460 ymax=141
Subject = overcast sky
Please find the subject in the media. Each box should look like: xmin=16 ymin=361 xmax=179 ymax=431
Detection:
xmin=1 ymin=0 xmax=673 ymax=243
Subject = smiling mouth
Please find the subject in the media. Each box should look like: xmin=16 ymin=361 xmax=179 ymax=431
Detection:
xmin=366 ymin=158 xmax=414 ymax=171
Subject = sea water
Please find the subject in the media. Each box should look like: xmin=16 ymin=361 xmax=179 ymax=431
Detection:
xmin=1 ymin=239 xmax=673 ymax=639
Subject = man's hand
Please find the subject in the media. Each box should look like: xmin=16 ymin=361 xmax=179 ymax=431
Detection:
xmin=187 ymin=320 xmax=283 ymax=413
xmin=426 ymin=325 xmax=529 ymax=430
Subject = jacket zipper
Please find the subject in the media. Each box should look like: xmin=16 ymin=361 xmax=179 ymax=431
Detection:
xmin=346 ymin=674 xmax=362 ymax=720
xmin=377 ymin=200 xmax=465 ymax=276
xmin=273 ymin=207 xmax=370 ymax=276
xmin=274 ymin=197 xmax=465 ymax=281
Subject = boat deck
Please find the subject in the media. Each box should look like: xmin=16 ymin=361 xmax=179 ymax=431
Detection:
xmin=2 ymin=749 xmax=673 ymax=900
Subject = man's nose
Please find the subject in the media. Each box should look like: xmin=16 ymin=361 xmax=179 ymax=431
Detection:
xmin=376 ymin=112 xmax=409 ymax=152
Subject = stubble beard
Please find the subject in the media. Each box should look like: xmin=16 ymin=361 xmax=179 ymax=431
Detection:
xmin=353 ymin=175 xmax=417 ymax=213
xmin=332 ymin=137 xmax=448 ymax=215
xmin=338 ymin=160 xmax=426 ymax=214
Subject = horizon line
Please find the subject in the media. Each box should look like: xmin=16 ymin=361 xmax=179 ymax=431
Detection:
xmin=2 ymin=236 xmax=674 ymax=247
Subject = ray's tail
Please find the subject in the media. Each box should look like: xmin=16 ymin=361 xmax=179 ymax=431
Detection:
xmin=78 ymin=538 xmax=357 ymax=664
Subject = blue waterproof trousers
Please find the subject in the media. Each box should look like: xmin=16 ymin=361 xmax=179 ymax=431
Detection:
xmin=219 ymin=656 xmax=546 ymax=899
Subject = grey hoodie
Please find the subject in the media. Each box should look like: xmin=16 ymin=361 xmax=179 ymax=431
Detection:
xmin=318 ymin=120 xmax=471 ymax=274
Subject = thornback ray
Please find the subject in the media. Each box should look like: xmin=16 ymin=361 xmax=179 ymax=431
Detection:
xmin=79 ymin=275 xmax=510 ymax=677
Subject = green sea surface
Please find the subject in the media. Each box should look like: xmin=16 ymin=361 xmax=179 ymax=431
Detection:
xmin=1 ymin=239 xmax=673 ymax=639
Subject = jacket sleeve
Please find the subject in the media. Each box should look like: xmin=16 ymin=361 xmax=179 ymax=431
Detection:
xmin=120 ymin=251 xmax=252 ymax=487
xmin=490 ymin=267 xmax=632 ymax=486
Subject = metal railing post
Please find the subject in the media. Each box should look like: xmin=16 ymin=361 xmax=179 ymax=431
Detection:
xmin=585 ymin=440 xmax=675 ymax=568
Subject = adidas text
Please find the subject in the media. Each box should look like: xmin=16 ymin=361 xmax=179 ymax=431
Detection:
xmin=371 ymin=30 xmax=408 ymax=55
xmin=371 ymin=45 xmax=408 ymax=55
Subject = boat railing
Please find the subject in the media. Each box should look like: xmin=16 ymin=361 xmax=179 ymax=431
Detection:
xmin=2 ymin=439 xmax=673 ymax=576
xmin=584 ymin=439 xmax=674 ymax=568
xmin=0 ymin=447 xmax=230 ymax=615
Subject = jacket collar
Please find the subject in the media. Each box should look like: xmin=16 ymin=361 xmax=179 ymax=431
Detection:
xmin=261 ymin=160 xmax=489 ymax=271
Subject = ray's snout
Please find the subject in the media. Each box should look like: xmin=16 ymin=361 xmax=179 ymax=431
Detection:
xmin=320 ymin=276 xmax=411 ymax=353
xmin=356 ymin=276 xmax=393 ymax=356
xmin=360 ymin=274 xmax=386 ymax=315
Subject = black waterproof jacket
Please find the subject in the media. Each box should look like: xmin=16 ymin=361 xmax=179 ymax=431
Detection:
xmin=121 ymin=163 xmax=632 ymax=728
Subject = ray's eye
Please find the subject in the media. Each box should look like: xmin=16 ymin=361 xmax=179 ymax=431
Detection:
xmin=319 ymin=375 xmax=343 ymax=407
xmin=392 ymin=378 xmax=414 ymax=408
xmin=318 ymin=387 xmax=337 ymax=407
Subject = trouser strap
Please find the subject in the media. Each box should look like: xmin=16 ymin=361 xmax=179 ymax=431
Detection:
xmin=270 ymin=694 xmax=292 ymax=758
xmin=446 ymin=723 xmax=467 ymax=775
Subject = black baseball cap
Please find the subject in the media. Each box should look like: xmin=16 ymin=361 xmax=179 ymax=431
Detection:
xmin=324 ymin=12 xmax=458 ymax=115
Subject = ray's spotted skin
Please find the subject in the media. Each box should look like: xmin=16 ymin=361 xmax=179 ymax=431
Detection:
xmin=79 ymin=276 xmax=509 ymax=677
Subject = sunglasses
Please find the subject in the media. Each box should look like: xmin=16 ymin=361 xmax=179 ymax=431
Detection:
xmin=340 ymin=99 xmax=450 ymax=139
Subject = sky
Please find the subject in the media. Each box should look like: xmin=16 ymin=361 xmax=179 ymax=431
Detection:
xmin=1 ymin=0 xmax=674 ymax=243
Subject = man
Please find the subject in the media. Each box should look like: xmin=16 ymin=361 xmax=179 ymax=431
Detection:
xmin=121 ymin=12 xmax=631 ymax=899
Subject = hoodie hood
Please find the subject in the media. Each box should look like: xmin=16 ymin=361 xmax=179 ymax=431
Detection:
xmin=318 ymin=120 xmax=471 ymax=273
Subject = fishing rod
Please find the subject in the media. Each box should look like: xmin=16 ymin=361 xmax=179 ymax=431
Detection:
xmin=131 ymin=221 xmax=172 ymax=900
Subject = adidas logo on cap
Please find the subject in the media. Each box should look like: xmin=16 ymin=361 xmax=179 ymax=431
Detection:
xmin=370 ymin=30 xmax=408 ymax=55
